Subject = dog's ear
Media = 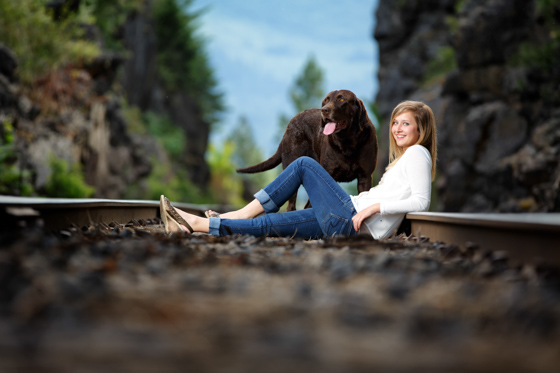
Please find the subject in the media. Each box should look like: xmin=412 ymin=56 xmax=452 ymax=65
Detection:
xmin=355 ymin=99 xmax=369 ymax=130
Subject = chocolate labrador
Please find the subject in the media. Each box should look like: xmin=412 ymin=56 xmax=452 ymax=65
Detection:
xmin=237 ymin=89 xmax=378 ymax=211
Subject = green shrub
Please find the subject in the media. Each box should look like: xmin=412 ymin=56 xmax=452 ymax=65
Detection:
xmin=143 ymin=159 xmax=210 ymax=204
xmin=121 ymin=102 xmax=147 ymax=135
xmin=422 ymin=46 xmax=457 ymax=85
xmin=511 ymin=0 xmax=560 ymax=70
xmin=126 ymin=156 xmax=211 ymax=204
xmin=144 ymin=111 xmax=186 ymax=160
xmin=0 ymin=0 xmax=99 ymax=83
xmin=513 ymin=41 xmax=560 ymax=70
xmin=207 ymin=141 xmax=245 ymax=207
xmin=0 ymin=121 xmax=34 ymax=196
xmin=45 ymin=156 xmax=95 ymax=198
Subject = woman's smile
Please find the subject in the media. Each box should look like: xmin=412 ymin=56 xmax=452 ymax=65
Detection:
xmin=392 ymin=111 xmax=420 ymax=150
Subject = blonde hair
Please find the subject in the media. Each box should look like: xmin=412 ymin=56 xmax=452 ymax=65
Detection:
xmin=386 ymin=100 xmax=438 ymax=181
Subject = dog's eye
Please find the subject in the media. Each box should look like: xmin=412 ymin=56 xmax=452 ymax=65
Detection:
xmin=338 ymin=98 xmax=344 ymax=102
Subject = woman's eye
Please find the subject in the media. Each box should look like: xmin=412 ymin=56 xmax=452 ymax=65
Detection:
xmin=403 ymin=122 xmax=409 ymax=126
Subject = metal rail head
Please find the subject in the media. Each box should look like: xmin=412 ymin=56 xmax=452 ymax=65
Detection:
xmin=407 ymin=212 xmax=560 ymax=266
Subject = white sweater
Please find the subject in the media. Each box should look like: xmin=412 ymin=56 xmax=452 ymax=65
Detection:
xmin=350 ymin=144 xmax=432 ymax=239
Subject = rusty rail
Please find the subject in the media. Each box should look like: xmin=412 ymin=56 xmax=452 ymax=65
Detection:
xmin=407 ymin=212 xmax=560 ymax=266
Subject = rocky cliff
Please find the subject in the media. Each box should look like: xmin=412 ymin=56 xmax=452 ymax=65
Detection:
xmin=0 ymin=0 xmax=211 ymax=199
xmin=374 ymin=0 xmax=560 ymax=212
xmin=0 ymin=45 xmax=156 ymax=198
xmin=120 ymin=2 xmax=211 ymax=187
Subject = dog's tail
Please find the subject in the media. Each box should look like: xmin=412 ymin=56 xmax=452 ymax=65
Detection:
xmin=236 ymin=145 xmax=282 ymax=174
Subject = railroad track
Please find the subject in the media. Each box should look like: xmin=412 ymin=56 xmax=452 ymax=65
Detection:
xmin=1 ymin=195 xmax=560 ymax=266
xmin=0 ymin=195 xmax=214 ymax=231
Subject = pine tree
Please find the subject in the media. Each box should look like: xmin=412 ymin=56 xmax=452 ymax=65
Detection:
xmin=276 ymin=55 xmax=325 ymax=142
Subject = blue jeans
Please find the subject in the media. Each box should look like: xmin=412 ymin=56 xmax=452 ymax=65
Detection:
xmin=208 ymin=156 xmax=358 ymax=238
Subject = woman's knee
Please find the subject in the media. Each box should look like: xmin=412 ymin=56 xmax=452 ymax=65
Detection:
xmin=295 ymin=156 xmax=319 ymax=168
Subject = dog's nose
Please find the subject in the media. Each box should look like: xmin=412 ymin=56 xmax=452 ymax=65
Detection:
xmin=321 ymin=106 xmax=331 ymax=115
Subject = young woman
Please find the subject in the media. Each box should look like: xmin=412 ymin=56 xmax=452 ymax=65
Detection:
xmin=160 ymin=100 xmax=437 ymax=240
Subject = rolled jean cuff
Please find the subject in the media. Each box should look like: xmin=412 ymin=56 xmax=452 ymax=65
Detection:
xmin=208 ymin=217 xmax=221 ymax=236
xmin=254 ymin=189 xmax=279 ymax=213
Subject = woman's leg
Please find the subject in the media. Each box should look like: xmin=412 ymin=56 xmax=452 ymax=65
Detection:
xmin=171 ymin=198 xmax=264 ymax=232
xmin=210 ymin=208 xmax=323 ymax=238
xmin=214 ymin=156 xmax=357 ymax=237
xmin=213 ymin=199 xmax=264 ymax=219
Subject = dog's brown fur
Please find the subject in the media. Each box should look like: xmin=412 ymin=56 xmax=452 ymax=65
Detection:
xmin=237 ymin=89 xmax=378 ymax=211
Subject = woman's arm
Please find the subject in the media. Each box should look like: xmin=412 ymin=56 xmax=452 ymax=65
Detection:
xmin=352 ymin=203 xmax=380 ymax=231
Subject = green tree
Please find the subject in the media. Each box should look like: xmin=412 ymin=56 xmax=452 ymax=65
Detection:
xmin=228 ymin=116 xmax=270 ymax=192
xmin=84 ymin=0 xmax=143 ymax=51
xmin=277 ymin=55 xmax=325 ymax=142
xmin=0 ymin=0 xmax=99 ymax=83
xmin=207 ymin=142 xmax=245 ymax=207
xmin=153 ymin=0 xmax=224 ymax=128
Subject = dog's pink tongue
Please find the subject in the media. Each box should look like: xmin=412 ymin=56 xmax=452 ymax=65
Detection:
xmin=323 ymin=122 xmax=336 ymax=135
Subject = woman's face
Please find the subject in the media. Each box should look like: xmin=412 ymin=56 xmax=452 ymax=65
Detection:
xmin=391 ymin=111 xmax=420 ymax=150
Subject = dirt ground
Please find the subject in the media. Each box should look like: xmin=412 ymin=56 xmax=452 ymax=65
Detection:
xmin=1 ymin=221 xmax=559 ymax=372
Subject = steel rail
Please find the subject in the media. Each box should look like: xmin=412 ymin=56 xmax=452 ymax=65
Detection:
xmin=406 ymin=212 xmax=560 ymax=266
xmin=0 ymin=195 xmax=218 ymax=230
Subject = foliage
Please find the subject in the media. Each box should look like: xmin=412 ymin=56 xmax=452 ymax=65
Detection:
xmin=207 ymin=142 xmax=245 ymax=208
xmin=153 ymin=0 xmax=224 ymax=127
xmin=277 ymin=55 xmax=325 ymax=142
xmin=514 ymin=41 xmax=560 ymax=70
xmin=290 ymin=55 xmax=325 ymax=113
xmin=139 ymin=158 xmax=211 ymax=204
xmin=82 ymin=0 xmax=143 ymax=51
xmin=445 ymin=15 xmax=460 ymax=35
xmin=510 ymin=0 xmax=560 ymax=100
xmin=512 ymin=0 xmax=560 ymax=70
xmin=144 ymin=111 xmax=186 ymax=161
xmin=536 ymin=0 xmax=560 ymax=25
xmin=422 ymin=46 xmax=457 ymax=85
xmin=454 ymin=0 xmax=467 ymax=14
xmin=368 ymin=101 xmax=381 ymax=130
xmin=45 ymin=156 xmax=95 ymax=198
xmin=0 ymin=121 xmax=34 ymax=196
xmin=227 ymin=116 xmax=271 ymax=188
xmin=0 ymin=0 xmax=99 ymax=83
xmin=121 ymin=101 xmax=146 ymax=135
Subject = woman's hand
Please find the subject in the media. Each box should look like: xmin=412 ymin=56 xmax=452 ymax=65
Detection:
xmin=352 ymin=203 xmax=381 ymax=232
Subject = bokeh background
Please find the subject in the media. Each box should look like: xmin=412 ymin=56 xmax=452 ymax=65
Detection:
xmin=1 ymin=0 xmax=559 ymax=212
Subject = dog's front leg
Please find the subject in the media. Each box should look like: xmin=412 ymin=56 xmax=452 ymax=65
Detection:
xmin=287 ymin=193 xmax=298 ymax=211
xmin=357 ymin=175 xmax=373 ymax=193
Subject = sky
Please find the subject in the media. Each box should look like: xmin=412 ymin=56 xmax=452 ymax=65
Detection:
xmin=191 ymin=0 xmax=380 ymax=155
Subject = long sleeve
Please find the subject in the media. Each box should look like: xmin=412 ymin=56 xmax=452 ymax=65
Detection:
xmin=380 ymin=145 xmax=432 ymax=215
xmin=350 ymin=144 xmax=433 ymax=239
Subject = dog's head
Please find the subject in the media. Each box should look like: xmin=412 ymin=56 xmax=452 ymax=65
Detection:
xmin=320 ymin=90 xmax=369 ymax=136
